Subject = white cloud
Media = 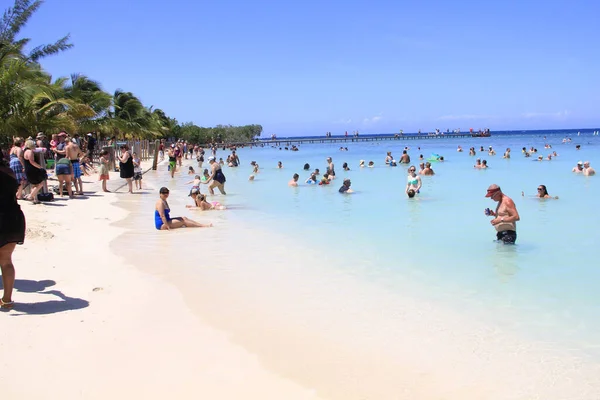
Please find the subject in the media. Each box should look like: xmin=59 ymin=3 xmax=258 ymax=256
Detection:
xmin=437 ymin=114 xmax=494 ymax=121
xmin=363 ymin=113 xmax=383 ymax=125
xmin=522 ymin=110 xmax=571 ymax=119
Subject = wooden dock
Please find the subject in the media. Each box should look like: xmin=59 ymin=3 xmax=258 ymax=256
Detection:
xmin=232 ymin=133 xmax=484 ymax=147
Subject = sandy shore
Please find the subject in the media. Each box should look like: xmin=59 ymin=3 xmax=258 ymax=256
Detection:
xmin=1 ymin=166 xmax=322 ymax=400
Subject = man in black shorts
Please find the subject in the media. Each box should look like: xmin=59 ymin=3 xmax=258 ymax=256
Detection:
xmin=484 ymin=184 xmax=520 ymax=244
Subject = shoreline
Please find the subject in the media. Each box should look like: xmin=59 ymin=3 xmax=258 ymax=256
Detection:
xmin=109 ymin=165 xmax=600 ymax=400
xmin=2 ymin=172 xmax=323 ymax=400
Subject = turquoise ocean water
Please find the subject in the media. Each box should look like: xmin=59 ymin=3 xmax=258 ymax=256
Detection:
xmin=115 ymin=129 xmax=600 ymax=363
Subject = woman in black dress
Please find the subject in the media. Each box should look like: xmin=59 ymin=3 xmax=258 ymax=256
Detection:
xmin=118 ymin=145 xmax=134 ymax=194
xmin=0 ymin=151 xmax=26 ymax=309
xmin=23 ymin=139 xmax=47 ymax=204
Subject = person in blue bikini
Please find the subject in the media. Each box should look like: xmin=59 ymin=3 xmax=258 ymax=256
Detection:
xmin=154 ymin=187 xmax=212 ymax=230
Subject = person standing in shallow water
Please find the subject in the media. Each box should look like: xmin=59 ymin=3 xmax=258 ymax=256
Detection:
xmin=484 ymin=184 xmax=520 ymax=244
xmin=288 ymin=173 xmax=299 ymax=186
xmin=117 ymin=145 xmax=134 ymax=194
xmin=204 ymin=156 xmax=227 ymax=195
xmin=326 ymin=157 xmax=335 ymax=179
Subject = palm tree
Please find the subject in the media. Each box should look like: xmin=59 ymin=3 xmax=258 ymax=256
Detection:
xmin=64 ymin=73 xmax=112 ymax=133
xmin=0 ymin=0 xmax=72 ymax=62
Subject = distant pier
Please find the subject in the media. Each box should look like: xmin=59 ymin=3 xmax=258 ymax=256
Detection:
xmin=220 ymin=133 xmax=486 ymax=147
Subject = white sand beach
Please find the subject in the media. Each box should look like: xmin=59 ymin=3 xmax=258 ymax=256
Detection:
xmin=1 ymin=168 xmax=323 ymax=400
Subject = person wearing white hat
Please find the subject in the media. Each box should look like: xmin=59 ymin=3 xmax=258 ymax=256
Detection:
xmin=203 ymin=156 xmax=226 ymax=195
xmin=583 ymin=161 xmax=595 ymax=176
xmin=572 ymin=161 xmax=584 ymax=173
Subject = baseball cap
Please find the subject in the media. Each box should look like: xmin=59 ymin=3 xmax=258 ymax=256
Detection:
xmin=208 ymin=156 xmax=215 ymax=161
xmin=577 ymin=161 xmax=583 ymax=165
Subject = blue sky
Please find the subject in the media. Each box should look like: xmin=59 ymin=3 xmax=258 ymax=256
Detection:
xmin=20 ymin=0 xmax=600 ymax=136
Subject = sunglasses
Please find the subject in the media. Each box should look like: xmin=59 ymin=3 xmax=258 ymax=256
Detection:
xmin=537 ymin=188 xmax=543 ymax=191
xmin=160 ymin=191 xmax=170 ymax=195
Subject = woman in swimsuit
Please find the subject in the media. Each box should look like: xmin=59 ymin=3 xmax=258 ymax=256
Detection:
xmin=23 ymin=140 xmax=47 ymax=204
xmin=154 ymin=187 xmax=212 ymax=230
xmin=326 ymin=157 xmax=335 ymax=178
xmin=204 ymin=157 xmax=227 ymax=195
xmin=406 ymin=165 xmax=422 ymax=196
xmin=118 ymin=145 xmax=134 ymax=194
xmin=168 ymin=145 xmax=177 ymax=178
xmin=536 ymin=185 xmax=558 ymax=199
xmin=0 ymin=152 xmax=26 ymax=309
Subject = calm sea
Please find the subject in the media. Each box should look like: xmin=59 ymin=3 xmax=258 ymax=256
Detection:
xmin=113 ymin=128 xmax=600 ymax=369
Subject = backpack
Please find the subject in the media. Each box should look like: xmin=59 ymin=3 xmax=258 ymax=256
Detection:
xmin=37 ymin=192 xmax=54 ymax=202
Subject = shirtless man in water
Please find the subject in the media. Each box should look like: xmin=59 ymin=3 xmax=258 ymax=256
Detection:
xmin=66 ymin=137 xmax=84 ymax=194
xmin=484 ymin=184 xmax=520 ymax=244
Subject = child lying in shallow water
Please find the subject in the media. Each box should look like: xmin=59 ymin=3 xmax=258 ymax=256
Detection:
xmin=186 ymin=193 xmax=226 ymax=210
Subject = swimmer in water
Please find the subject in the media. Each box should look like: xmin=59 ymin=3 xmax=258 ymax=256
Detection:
xmin=368 ymin=161 xmax=374 ymax=167
xmin=305 ymin=173 xmax=317 ymax=184
xmin=535 ymin=185 xmax=558 ymax=199
xmin=359 ymin=160 xmax=365 ymax=168
xmin=422 ymin=162 xmax=435 ymax=175
xmin=338 ymin=178 xmax=353 ymax=193
xmin=385 ymin=152 xmax=393 ymax=164
xmin=188 ymin=166 xmax=195 ymax=175
xmin=277 ymin=161 xmax=283 ymax=169
xmin=583 ymin=161 xmax=595 ymax=176
xmin=288 ymin=173 xmax=299 ymax=186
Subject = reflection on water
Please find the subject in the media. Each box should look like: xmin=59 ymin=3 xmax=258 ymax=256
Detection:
xmin=491 ymin=243 xmax=520 ymax=282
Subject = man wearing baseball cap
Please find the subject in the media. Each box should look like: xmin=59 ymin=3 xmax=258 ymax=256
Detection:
xmin=572 ymin=161 xmax=584 ymax=173
xmin=484 ymin=184 xmax=520 ymax=244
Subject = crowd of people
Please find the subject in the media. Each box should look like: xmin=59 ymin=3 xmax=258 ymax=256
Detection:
xmin=1 ymin=133 xmax=597 ymax=307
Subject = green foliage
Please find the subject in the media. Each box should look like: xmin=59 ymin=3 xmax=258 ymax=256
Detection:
xmin=0 ymin=0 xmax=262 ymax=148
xmin=176 ymin=123 xmax=262 ymax=144
xmin=0 ymin=0 xmax=73 ymax=62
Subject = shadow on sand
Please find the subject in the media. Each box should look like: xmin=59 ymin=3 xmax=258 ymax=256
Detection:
xmin=0 ymin=279 xmax=89 ymax=315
